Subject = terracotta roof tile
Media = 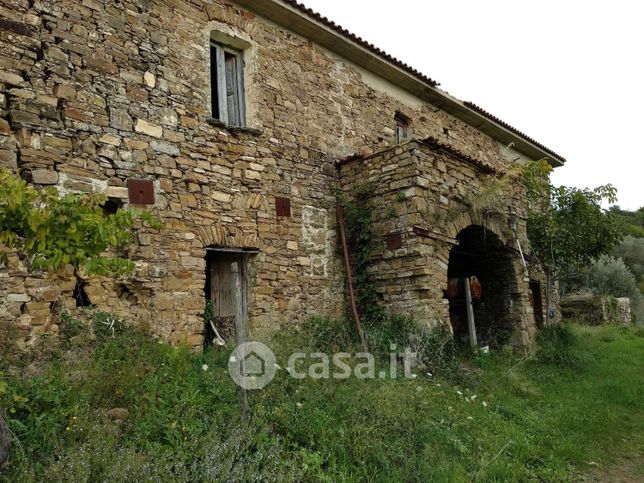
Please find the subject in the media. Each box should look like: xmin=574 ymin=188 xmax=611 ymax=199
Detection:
xmin=463 ymin=102 xmax=566 ymax=162
xmin=278 ymin=1 xmax=564 ymax=163
xmin=282 ymin=0 xmax=440 ymax=88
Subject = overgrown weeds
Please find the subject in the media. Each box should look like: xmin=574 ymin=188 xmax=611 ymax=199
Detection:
xmin=0 ymin=322 xmax=642 ymax=482
xmin=536 ymin=323 xmax=589 ymax=368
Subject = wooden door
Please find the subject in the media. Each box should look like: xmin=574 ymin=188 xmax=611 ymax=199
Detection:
xmin=207 ymin=253 xmax=244 ymax=340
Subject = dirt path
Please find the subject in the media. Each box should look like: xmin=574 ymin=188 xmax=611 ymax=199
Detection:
xmin=579 ymin=455 xmax=644 ymax=482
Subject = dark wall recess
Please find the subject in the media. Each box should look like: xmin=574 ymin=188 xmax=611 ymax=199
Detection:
xmin=127 ymin=179 xmax=155 ymax=205
xmin=275 ymin=196 xmax=291 ymax=217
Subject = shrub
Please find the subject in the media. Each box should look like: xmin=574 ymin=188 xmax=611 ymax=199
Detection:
xmin=0 ymin=168 xmax=160 ymax=276
xmin=612 ymin=236 xmax=644 ymax=283
xmin=586 ymin=255 xmax=643 ymax=323
xmin=587 ymin=256 xmax=639 ymax=299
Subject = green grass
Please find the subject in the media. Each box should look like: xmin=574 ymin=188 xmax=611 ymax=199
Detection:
xmin=1 ymin=322 xmax=643 ymax=482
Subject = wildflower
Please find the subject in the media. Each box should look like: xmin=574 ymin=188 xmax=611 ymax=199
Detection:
xmin=296 ymin=402 xmax=303 ymax=408
xmin=66 ymin=427 xmax=71 ymax=431
xmin=72 ymin=416 xmax=77 ymax=420
xmin=471 ymin=395 xmax=477 ymax=400
xmin=482 ymin=401 xmax=488 ymax=407
xmin=202 ymin=364 xmax=209 ymax=371
xmin=426 ymin=372 xmax=432 ymax=377
xmin=416 ymin=386 xmax=422 ymax=392
xmin=456 ymin=390 xmax=463 ymax=396
xmin=467 ymin=416 xmax=474 ymax=420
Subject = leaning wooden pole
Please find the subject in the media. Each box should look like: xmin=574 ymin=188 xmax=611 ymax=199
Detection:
xmin=337 ymin=202 xmax=368 ymax=352
xmin=464 ymin=277 xmax=478 ymax=351
xmin=231 ymin=261 xmax=249 ymax=422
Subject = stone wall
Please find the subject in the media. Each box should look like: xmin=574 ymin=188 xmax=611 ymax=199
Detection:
xmin=561 ymin=292 xmax=632 ymax=325
xmin=339 ymin=140 xmax=547 ymax=350
xmin=1 ymin=0 xmax=549 ymax=350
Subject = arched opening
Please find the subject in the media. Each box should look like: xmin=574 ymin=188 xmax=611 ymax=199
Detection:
xmin=446 ymin=225 xmax=518 ymax=348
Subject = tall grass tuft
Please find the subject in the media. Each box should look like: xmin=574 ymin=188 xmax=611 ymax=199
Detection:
xmin=536 ymin=323 xmax=587 ymax=368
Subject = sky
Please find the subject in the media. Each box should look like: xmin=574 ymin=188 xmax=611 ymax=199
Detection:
xmin=299 ymin=0 xmax=643 ymax=210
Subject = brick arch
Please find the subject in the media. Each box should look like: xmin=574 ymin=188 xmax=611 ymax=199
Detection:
xmin=196 ymin=224 xmax=260 ymax=249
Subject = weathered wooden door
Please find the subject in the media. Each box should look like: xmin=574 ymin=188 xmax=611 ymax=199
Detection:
xmin=207 ymin=253 xmax=245 ymax=341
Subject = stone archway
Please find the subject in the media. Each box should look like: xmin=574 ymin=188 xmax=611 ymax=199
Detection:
xmin=446 ymin=225 xmax=523 ymax=348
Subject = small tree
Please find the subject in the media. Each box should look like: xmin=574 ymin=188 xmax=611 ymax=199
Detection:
xmin=0 ymin=169 xmax=160 ymax=276
xmin=523 ymin=160 xmax=622 ymax=321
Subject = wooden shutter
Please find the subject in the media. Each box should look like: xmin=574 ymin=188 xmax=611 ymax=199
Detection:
xmin=210 ymin=45 xmax=220 ymax=119
xmin=225 ymin=52 xmax=239 ymax=126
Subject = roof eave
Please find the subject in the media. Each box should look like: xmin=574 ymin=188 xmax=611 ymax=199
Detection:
xmin=233 ymin=0 xmax=565 ymax=167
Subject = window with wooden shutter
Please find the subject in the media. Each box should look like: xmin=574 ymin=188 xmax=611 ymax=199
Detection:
xmin=211 ymin=42 xmax=245 ymax=127
xmin=395 ymin=112 xmax=410 ymax=144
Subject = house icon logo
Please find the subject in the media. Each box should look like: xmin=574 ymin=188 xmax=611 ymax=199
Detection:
xmin=228 ymin=341 xmax=277 ymax=389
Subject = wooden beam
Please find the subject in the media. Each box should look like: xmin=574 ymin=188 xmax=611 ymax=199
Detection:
xmin=464 ymin=277 xmax=478 ymax=350
xmin=231 ymin=261 xmax=249 ymax=421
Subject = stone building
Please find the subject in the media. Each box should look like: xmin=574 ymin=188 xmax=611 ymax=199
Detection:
xmin=0 ymin=0 xmax=565 ymax=351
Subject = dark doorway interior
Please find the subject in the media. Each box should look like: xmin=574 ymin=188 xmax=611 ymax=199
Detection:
xmin=529 ymin=281 xmax=544 ymax=328
xmin=446 ymin=225 xmax=517 ymax=348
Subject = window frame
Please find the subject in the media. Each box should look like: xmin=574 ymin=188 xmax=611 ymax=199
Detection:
xmin=395 ymin=113 xmax=410 ymax=144
xmin=210 ymin=41 xmax=246 ymax=127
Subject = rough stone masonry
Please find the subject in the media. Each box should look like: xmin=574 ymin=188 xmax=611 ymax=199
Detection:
xmin=0 ymin=0 xmax=563 ymax=351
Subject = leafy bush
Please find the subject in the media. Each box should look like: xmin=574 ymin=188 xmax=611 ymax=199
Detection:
xmin=0 ymin=168 xmax=160 ymax=275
